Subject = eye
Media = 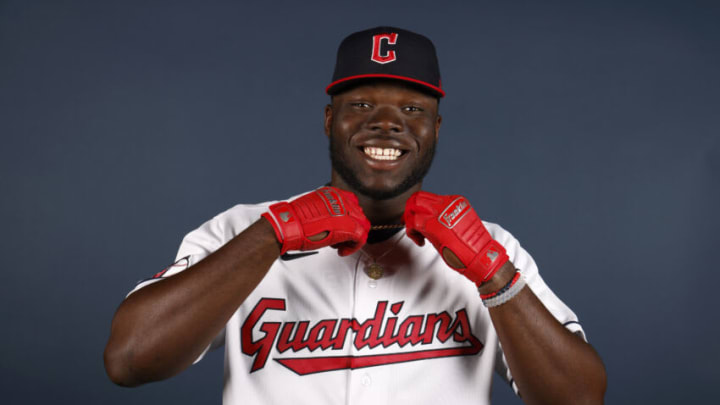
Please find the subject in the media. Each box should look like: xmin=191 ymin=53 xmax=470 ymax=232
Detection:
xmin=403 ymin=105 xmax=424 ymax=112
xmin=350 ymin=102 xmax=371 ymax=109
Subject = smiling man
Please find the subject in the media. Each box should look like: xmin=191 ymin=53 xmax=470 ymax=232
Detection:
xmin=104 ymin=27 xmax=606 ymax=404
xmin=327 ymin=79 xmax=440 ymax=225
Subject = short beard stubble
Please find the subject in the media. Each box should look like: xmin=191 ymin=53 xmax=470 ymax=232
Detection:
xmin=329 ymin=133 xmax=437 ymax=200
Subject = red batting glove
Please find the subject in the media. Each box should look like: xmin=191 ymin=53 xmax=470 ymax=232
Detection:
xmin=404 ymin=191 xmax=509 ymax=286
xmin=262 ymin=187 xmax=370 ymax=256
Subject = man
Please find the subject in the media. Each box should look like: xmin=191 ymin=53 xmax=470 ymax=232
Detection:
xmin=104 ymin=27 xmax=606 ymax=404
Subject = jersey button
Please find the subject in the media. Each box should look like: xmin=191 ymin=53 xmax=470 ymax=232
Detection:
xmin=361 ymin=373 xmax=372 ymax=387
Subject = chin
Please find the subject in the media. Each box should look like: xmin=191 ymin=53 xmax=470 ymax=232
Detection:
xmin=329 ymin=135 xmax=435 ymax=201
xmin=346 ymin=174 xmax=419 ymax=201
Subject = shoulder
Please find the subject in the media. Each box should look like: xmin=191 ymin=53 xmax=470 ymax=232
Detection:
xmin=482 ymin=220 xmax=539 ymax=277
xmin=180 ymin=189 xmax=311 ymax=249
xmin=211 ymin=201 xmax=276 ymax=229
xmin=183 ymin=200 xmax=278 ymax=245
xmin=482 ymin=220 xmax=520 ymax=253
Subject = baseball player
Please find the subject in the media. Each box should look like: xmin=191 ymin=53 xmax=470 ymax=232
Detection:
xmin=104 ymin=27 xmax=606 ymax=404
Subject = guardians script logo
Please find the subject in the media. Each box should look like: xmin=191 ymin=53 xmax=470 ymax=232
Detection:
xmin=241 ymin=298 xmax=484 ymax=375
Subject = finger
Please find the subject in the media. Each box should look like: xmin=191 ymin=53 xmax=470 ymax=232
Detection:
xmin=406 ymin=229 xmax=425 ymax=246
xmin=307 ymin=231 xmax=329 ymax=242
xmin=334 ymin=240 xmax=362 ymax=256
xmin=441 ymin=247 xmax=465 ymax=269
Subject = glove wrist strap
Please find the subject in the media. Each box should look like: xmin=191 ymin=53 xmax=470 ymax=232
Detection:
xmin=464 ymin=239 xmax=509 ymax=286
xmin=262 ymin=202 xmax=303 ymax=254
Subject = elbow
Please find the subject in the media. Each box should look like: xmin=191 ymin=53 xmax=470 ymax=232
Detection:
xmin=104 ymin=339 xmax=144 ymax=387
xmin=552 ymin=383 xmax=606 ymax=405
xmin=104 ymin=343 xmax=134 ymax=387
xmin=592 ymin=361 xmax=608 ymax=405
xmin=574 ymin=390 xmax=606 ymax=405
xmin=103 ymin=334 xmax=183 ymax=387
xmin=547 ymin=357 xmax=607 ymax=405
xmin=573 ymin=359 xmax=608 ymax=405
xmin=104 ymin=299 xmax=157 ymax=387
xmin=587 ymin=349 xmax=608 ymax=404
xmin=573 ymin=342 xmax=608 ymax=405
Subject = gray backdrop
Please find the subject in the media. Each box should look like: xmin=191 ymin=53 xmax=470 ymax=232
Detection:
xmin=1 ymin=0 xmax=718 ymax=404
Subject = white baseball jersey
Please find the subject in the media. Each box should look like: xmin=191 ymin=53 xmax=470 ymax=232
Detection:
xmin=131 ymin=193 xmax=585 ymax=405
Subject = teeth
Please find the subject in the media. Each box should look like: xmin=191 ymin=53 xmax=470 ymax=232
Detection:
xmin=364 ymin=147 xmax=402 ymax=161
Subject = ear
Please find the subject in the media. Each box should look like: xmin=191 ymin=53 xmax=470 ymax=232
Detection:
xmin=324 ymin=104 xmax=333 ymax=138
xmin=434 ymin=114 xmax=442 ymax=141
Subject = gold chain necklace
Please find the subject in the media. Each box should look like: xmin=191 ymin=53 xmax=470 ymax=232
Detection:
xmin=370 ymin=223 xmax=405 ymax=230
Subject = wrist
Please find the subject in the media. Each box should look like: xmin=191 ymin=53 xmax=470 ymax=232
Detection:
xmin=258 ymin=216 xmax=283 ymax=253
xmin=480 ymin=268 xmax=526 ymax=308
xmin=477 ymin=261 xmax=516 ymax=295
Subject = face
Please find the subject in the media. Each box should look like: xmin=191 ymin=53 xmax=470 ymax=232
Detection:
xmin=325 ymin=81 xmax=441 ymax=200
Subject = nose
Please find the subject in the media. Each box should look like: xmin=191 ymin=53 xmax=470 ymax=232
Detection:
xmin=367 ymin=106 xmax=404 ymax=133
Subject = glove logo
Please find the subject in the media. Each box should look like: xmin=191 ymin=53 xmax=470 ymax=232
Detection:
xmin=318 ymin=187 xmax=345 ymax=216
xmin=279 ymin=212 xmax=291 ymax=222
xmin=486 ymin=249 xmax=498 ymax=262
xmin=371 ymin=33 xmax=398 ymax=64
xmin=439 ymin=197 xmax=470 ymax=229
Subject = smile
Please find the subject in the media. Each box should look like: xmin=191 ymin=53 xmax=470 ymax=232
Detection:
xmin=363 ymin=146 xmax=404 ymax=161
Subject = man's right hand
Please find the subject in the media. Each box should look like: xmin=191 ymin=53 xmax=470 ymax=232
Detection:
xmin=261 ymin=187 xmax=370 ymax=256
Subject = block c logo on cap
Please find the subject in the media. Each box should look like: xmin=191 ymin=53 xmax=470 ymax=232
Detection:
xmin=371 ymin=33 xmax=398 ymax=64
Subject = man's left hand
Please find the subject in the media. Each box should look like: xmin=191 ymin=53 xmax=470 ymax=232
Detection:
xmin=404 ymin=191 xmax=509 ymax=286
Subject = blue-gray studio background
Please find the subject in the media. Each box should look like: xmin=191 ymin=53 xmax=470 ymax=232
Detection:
xmin=1 ymin=0 xmax=718 ymax=404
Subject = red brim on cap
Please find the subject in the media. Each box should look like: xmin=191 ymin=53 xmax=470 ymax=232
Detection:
xmin=326 ymin=73 xmax=445 ymax=98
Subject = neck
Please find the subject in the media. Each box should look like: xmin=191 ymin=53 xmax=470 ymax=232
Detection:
xmin=329 ymin=173 xmax=420 ymax=225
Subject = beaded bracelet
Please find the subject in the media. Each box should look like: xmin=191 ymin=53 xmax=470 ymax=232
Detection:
xmin=481 ymin=271 xmax=527 ymax=308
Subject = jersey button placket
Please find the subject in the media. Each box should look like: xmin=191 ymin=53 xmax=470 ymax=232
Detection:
xmin=351 ymin=255 xmax=392 ymax=405
xmin=348 ymin=253 xmax=365 ymax=405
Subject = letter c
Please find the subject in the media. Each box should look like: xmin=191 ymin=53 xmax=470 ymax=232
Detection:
xmin=371 ymin=33 xmax=398 ymax=64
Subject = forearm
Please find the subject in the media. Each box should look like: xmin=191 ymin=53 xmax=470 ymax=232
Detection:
xmin=481 ymin=263 xmax=607 ymax=405
xmin=104 ymin=219 xmax=281 ymax=386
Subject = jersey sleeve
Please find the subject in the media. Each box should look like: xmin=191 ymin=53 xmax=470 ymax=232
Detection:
xmin=128 ymin=210 xmax=234 ymax=293
xmin=485 ymin=222 xmax=587 ymax=396
xmin=126 ymin=204 xmax=263 ymax=363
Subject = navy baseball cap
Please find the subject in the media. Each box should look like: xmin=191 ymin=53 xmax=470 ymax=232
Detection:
xmin=326 ymin=26 xmax=444 ymax=98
